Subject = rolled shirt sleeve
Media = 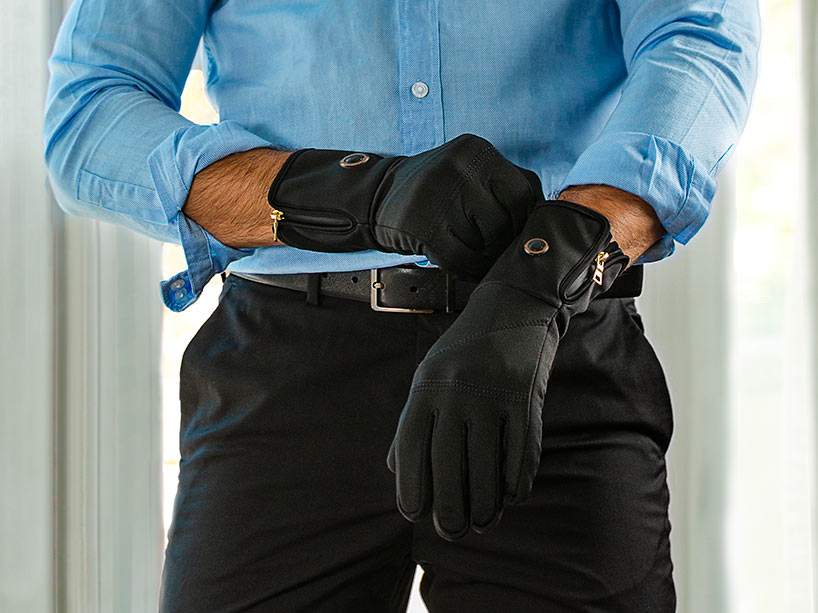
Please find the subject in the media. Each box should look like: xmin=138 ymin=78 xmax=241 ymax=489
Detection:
xmin=43 ymin=0 xmax=270 ymax=311
xmin=559 ymin=0 xmax=760 ymax=263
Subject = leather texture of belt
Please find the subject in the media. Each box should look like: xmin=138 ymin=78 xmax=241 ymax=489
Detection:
xmin=230 ymin=264 xmax=643 ymax=314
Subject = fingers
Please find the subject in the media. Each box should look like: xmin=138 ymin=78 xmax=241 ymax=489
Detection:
xmin=448 ymin=163 xmax=540 ymax=266
xmin=426 ymin=228 xmax=494 ymax=281
xmin=393 ymin=408 xmax=435 ymax=522
xmin=450 ymin=174 xmax=526 ymax=254
xmin=391 ymin=387 xmax=541 ymax=539
xmin=466 ymin=204 xmax=516 ymax=257
xmin=467 ymin=416 xmax=505 ymax=533
xmin=487 ymin=167 xmax=540 ymax=233
xmin=445 ymin=219 xmax=486 ymax=254
xmin=503 ymin=409 xmax=542 ymax=506
xmin=391 ymin=408 xmax=517 ymax=539
xmin=517 ymin=166 xmax=545 ymax=204
xmin=425 ymin=159 xmax=541 ymax=279
xmin=431 ymin=415 xmax=470 ymax=540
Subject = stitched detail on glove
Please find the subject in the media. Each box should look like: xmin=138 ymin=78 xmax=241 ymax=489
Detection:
xmin=410 ymin=380 xmax=529 ymax=402
xmin=423 ymin=144 xmax=499 ymax=242
xmin=373 ymin=145 xmax=498 ymax=257
xmin=511 ymin=308 xmax=555 ymax=502
xmin=473 ymin=280 xmax=563 ymax=310
xmin=423 ymin=317 xmax=553 ymax=362
xmin=397 ymin=409 xmax=438 ymax=518
xmin=375 ymin=142 xmax=452 ymax=207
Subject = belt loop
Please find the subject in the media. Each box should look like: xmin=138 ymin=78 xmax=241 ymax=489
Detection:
xmin=305 ymin=273 xmax=321 ymax=306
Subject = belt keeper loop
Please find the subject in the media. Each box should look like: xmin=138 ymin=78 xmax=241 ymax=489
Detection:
xmin=305 ymin=273 xmax=321 ymax=306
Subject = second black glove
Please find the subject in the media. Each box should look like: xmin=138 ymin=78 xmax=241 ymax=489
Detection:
xmin=386 ymin=200 xmax=631 ymax=540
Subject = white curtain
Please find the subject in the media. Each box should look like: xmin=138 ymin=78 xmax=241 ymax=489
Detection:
xmin=639 ymin=1 xmax=817 ymax=610
xmin=1 ymin=1 xmax=165 ymax=612
xmin=638 ymin=168 xmax=734 ymax=613
xmin=803 ymin=0 xmax=818 ymax=608
xmin=1 ymin=3 xmax=57 ymax=611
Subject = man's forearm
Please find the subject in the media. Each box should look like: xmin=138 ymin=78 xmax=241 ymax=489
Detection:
xmin=183 ymin=148 xmax=293 ymax=249
xmin=558 ymin=184 xmax=664 ymax=264
xmin=183 ymin=149 xmax=663 ymax=264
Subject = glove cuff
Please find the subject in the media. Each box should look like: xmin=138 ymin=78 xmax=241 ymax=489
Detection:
xmin=483 ymin=200 xmax=629 ymax=312
xmin=267 ymin=148 xmax=398 ymax=252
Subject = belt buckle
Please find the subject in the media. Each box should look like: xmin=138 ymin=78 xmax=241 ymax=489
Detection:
xmin=370 ymin=268 xmax=438 ymax=313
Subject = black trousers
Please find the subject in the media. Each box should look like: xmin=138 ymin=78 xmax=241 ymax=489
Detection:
xmin=160 ymin=274 xmax=676 ymax=612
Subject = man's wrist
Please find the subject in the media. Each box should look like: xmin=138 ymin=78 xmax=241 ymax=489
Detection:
xmin=557 ymin=184 xmax=665 ymax=264
xmin=183 ymin=147 xmax=293 ymax=249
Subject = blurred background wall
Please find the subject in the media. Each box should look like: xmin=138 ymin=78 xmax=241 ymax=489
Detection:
xmin=1 ymin=0 xmax=816 ymax=611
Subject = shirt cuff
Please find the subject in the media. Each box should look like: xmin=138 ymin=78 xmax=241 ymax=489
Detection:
xmin=559 ymin=131 xmax=717 ymax=263
xmin=160 ymin=216 xmax=254 ymax=311
xmin=148 ymin=120 xmax=273 ymax=311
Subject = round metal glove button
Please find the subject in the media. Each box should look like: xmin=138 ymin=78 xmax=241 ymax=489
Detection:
xmin=524 ymin=238 xmax=549 ymax=255
xmin=340 ymin=153 xmax=370 ymax=167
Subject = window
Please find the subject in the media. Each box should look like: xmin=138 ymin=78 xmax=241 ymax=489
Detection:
xmin=728 ymin=0 xmax=815 ymax=609
xmin=161 ymin=70 xmax=221 ymax=541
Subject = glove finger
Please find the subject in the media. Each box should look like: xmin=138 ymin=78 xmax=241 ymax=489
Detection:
xmin=467 ymin=415 xmax=505 ymax=534
xmin=430 ymin=226 xmax=494 ymax=280
xmin=465 ymin=199 xmax=515 ymax=257
xmin=488 ymin=165 xmax=541 ymax=231
xmin=445 ymin=215 xmax=485 ymax=253
xmin=394 ymin=406 xmax=436 ymax=522
xmin=517 ymin=166 xmax=545 ymax=202
xmin=431 ymin=414 xmax=470 ymax=540
xmin=503 ymin=405 xmax=542 ymax=506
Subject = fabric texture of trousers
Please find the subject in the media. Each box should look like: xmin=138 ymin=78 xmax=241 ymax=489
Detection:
xmin=159 ymin=273 xmax=676 ymax=613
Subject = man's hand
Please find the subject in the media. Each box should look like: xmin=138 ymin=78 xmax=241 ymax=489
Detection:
xmin=387 ymin=201 xmax=630 ymax=540
xmin=558 ymin=184 xmax=665 ymax=264
xmin=267 ymin=134 xmax=543 ymax=280
xmin=183 ymin=148 xmax=293 ymax=248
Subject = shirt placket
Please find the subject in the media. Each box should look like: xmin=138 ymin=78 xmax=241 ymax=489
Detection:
xmin=398 ymin=0 xmax=445 ymax=154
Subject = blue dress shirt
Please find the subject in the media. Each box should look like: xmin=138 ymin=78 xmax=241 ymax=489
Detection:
xmin=44 ymin=0 xmax=759 ymax=311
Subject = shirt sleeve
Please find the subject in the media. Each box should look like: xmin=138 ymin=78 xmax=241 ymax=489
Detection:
xmin=43 ymin=0 xmax=273 ymax=311
xmin=559 ymin=0 xmax=761 ymax=263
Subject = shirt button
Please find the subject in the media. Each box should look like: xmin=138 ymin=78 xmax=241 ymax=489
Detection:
xmin=411 ymin=81 xmax=429 ymax=99
xmin=170 ymin=278 xmax=185 ymax=290
xmin=174 ymin=288 xmax=188 ymax=301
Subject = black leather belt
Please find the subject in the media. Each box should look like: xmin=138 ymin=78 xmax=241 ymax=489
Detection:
xmin=229 ymin=264 xmax=643 ymax=313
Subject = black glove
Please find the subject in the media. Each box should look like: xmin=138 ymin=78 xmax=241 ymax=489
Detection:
xmin=386 ymin=200 xmax=630 ymax=540
xmin=267 ymin=133 xmax=542 ymax=280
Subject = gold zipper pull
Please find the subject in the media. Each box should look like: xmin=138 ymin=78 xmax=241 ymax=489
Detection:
xmin=270 ymin=209 xmax=285 ymax=242
xmin=593 ymin=251 xmax=609 ymax=286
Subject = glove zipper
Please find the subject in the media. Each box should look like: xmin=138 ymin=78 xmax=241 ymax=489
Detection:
xmin=270 ymin=209 xmax=285 ymax=242
xmin=561 ymin=246 xmax=629 ymax=303
xmin=269 ymin=205 xmax=355 ymax=240
xmin=593 ymin=252 xmax=609 ymax=285
xmin=592 ymin=248 xmax=629 ymax=287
